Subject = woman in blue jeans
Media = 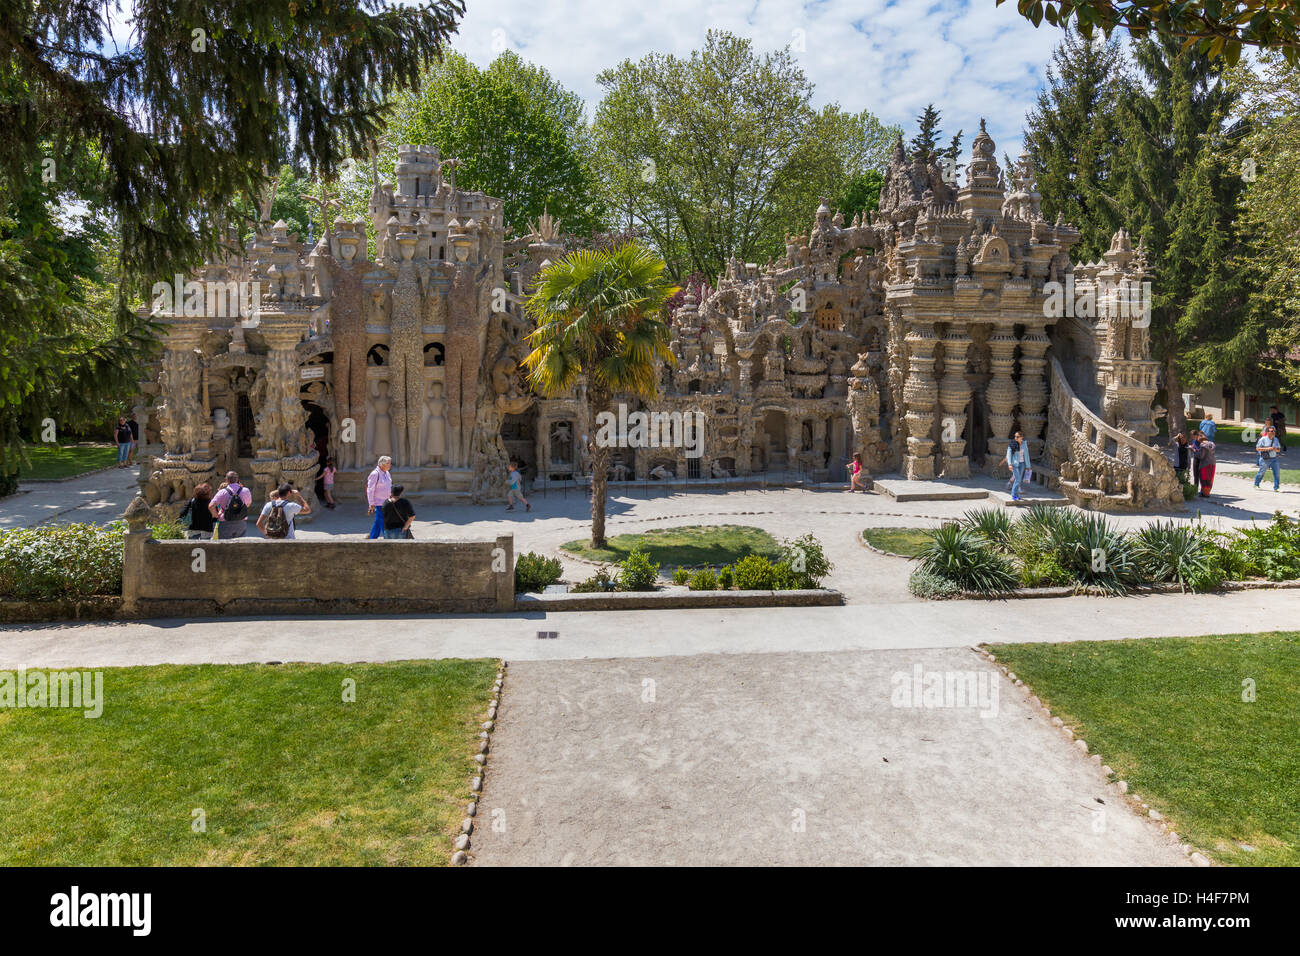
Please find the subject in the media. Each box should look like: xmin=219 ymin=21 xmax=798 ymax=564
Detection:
xmin=1255 ymin=425 xmax=1283 ymax=491
xmin=1005 ymin=430 xmax=1030 ymax=501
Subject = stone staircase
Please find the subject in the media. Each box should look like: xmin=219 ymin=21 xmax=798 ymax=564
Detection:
xmin=1045 ymin=356 xmax=1183 ymax=510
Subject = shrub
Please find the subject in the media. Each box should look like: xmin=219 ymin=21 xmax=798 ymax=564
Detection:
xmin=1019 ymin=551 xmax=1072 ymax=588
xmin=908 ymin=566 xmax=963 ymax=600
xmin=148 ymin=518 xmax=186 ymax=540
xmin=1011 ymin=504 xmax=1082 ymax=562
xmin=960 ymin=507 xmax=1014 ymax=553
xmin=732 ymin=553 xmax=778 ymax=590
xmin=1182 ymin=480 xmax=1198 ymax=501
xmin=0 ymin=471 xmax=18 ymax=498
xmin=914 ymin=523 xmax=1018 ymax=593
xmin=771 ymin=561 xmax=801 ymax=590
xmin=671 ymin=567 xmax=690 ymax=585
xmin=717 ymin=565 xmax=733 ymax=589
xmin=1132 ymin=522 xmax=1223 ymax=592
xmin=1047 ymin=513 xmax=1141 ymax=595
xmin=1229 ymin=512 xmax=1300 ymax=581
xmin=0 ymin=522 xmax=125 ymax=600
xmin=570 ymin=565 xmax=618 ymax=593
xmin=687 ymin=567 xmax=718 ymax=591
xmin=778 ymin=533 xmax=833 ymax=587
xmin=514 ymin=552 xmax=563 ymax=593
xmin=617 ymin=546 xmax=660 ymax=591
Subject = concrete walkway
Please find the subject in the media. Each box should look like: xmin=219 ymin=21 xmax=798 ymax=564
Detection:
xmin=469 ymin=648 xmax=1188 ymax=866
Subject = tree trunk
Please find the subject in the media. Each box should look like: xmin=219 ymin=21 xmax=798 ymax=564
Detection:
xmin=588 ymin=389 xmax=613 ymax=549
xmin=1165 ymin=355 xmax=1186 ymax=438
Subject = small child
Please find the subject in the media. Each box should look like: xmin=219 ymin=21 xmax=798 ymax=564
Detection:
xmin=506 ymin=460 xmax=530 ymax=512
xmin=321 ymin=457 xmax=337 ymax=510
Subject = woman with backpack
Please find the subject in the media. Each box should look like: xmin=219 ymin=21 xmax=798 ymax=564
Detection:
xmin=180 ymin=483 xmax=215 ymax=540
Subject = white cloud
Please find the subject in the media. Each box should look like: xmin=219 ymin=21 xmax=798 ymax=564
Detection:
xmin=446 ymin=0 xmax=1069 ymax=159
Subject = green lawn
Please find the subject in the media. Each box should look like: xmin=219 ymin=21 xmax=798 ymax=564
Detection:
xmin=862 ymin=527 xmax=932 ymax=558
xmin=1225 ymin=468 xmax=1300 ymax=486
xmin=0 ymin=659 xmax=495 ymax=865
xmin=18 ymin=443 xmax=119 ymax=480
xmin=561 ymin=524 xmax=781 ymax=567
xmin=989 ymin=632 xmax=1299 ymax=866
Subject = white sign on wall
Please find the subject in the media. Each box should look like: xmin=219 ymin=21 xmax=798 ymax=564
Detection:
xmin=301 ymin=366 xmax=325 ymax=380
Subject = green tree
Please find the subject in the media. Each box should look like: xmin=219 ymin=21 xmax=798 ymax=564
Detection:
xmin=998 ymin=1 xmax=1300 ymax=64
xmin=1111 ymin=35 xmax=1246 ymax=435
xmin=1024 ymin=29 xmax=1127 ymax=260
xmin=0 ymin=0 xmax=465 ymax=478
xmin=1226 ymin=53 xmax=1300 ymax=397
xmin=835 ymin=169 xmax=885 ymax=225
xmin=523 ymin=243 xmax=678 ymax=548
xmin=592 ymin=30 xmax=897 ymax=281
xmin=380 ymin=49 xmax=606 ymax=237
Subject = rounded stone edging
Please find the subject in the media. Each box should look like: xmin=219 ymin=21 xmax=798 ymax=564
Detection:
xmin=973 ymin=644 xmax=1212 ymax=867
xmin=452 ymin=659 xmax=507 ymax=866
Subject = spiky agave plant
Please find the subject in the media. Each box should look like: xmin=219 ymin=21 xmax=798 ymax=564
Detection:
xmin=1132 ymin=522 xmax=1223 ymax=592
xmin=914 ymin=523 xmax=1018 ymax=594
xmin=1049 ymin=512 xmax=1142 ymax=595
xmin=959 ymin=507 xmax=1014 ymax=553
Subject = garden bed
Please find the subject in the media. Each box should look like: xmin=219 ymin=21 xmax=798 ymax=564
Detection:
xmin=560 ymin=524 xmax=781 ymax=568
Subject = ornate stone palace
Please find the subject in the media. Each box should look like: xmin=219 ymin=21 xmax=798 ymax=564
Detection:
xmin=134 ymin=125 xmax=1182 ymax=519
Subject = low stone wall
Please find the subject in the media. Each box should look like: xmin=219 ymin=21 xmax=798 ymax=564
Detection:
xmin=121 ymin=529 xmax=514 ymax=617
xmin=515 ymin=588 xmax=843 ymax=612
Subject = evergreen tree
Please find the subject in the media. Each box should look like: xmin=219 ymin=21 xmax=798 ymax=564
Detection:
xmin=0 ymin=1 xmax=464 ymax=477
xmin=909 ymin=104 xmax=943 ymax=163
xmin=1024 ymin=29 xmax=1126 ymax=261
xmin=1111 ymin=34 xmax=1246 ymax=435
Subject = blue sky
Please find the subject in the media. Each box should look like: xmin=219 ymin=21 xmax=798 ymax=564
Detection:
xmin=445 ymin=0 xmax=1069 ymax=157
xmin=103 ymin=1 xmax=1072 ymax=159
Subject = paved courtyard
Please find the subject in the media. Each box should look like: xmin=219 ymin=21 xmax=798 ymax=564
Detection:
xmin=469 ymin=648 xmax=1188 ymax=866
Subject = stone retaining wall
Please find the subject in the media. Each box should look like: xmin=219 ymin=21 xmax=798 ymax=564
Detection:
xmin=121 ymin=529 xmax=514 ymax=616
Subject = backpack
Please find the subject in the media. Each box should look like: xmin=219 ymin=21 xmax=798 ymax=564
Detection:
xmin=222 ymin=484 xmax=247 ymax=522
xmin=264 ymin=501 xmax=290 ymax=539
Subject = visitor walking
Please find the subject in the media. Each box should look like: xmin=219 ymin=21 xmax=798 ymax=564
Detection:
xmin=1199 ymin=412 xmax=1217 ymax=443
xmin=506 ymin=460 xmax=530 ymax=512
xmin=381 ymin=484 xmax=416 ymax=539
xmin=1005 ymin=431 xmax=1030 ymax=501
xmin=208 ymin=471 xmax=253 ymax=539
xmin=1170 ymin=432 xmax=1191 ymax=484
xmin=114 ymin=417 xmax=133 ymax=467
xmin=126 ymin=412 xmax=140 ymax=466
xmin=321 ymin=456 xmax=337 ymax=510
xmin=180 ymin=482 xmax=215 ymax=540
xmin=366 ymin=456 xmax=393 ymax=538
xmin=1255 ymin=425 xmax=1283 ymax=492
xmin=1193 ymin=430 xmax=1217 ymax=497
xmin=1269 ymin=405 xmax=1288 ymax=452
xmin=848 ymin=452 xmax=867 ymax=492
xmin=258 ymin=482 xmax=310 ymax=539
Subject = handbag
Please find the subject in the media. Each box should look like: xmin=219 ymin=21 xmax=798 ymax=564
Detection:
xmin=403 ymin=528 xmax=414 ymax=539
xmin=179 ymin=499 xmax=193 ymax=530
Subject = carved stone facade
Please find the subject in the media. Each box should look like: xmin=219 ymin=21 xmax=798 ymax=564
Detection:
xmin=136 ymin=127 xmax=1181 ymax=514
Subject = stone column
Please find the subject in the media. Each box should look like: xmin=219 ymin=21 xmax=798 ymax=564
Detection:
xmin=258 ymin=316 xmax=316 ymax=513
xmin=986 ymin=322 xmax=1019 ymax=465
xmin=1017 ymin=322 xmax=1051 ymax=461
xmin=902 ymin=320 xmax=939 ymax=479
xmin=938 ymin=323 xmax=973 ymax=479
xmin=158 ymin=319 xmax=206 ymax=457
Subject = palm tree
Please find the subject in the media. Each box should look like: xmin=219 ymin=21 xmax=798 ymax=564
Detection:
xmin=524 ymin=242 xmax=678 ymax=548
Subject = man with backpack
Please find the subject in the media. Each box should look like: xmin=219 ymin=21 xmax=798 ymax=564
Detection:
xmin=208 ymin=471 xmax=253 ymax=539
xmin=257 ymin=482 xmax=311 ymax=539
